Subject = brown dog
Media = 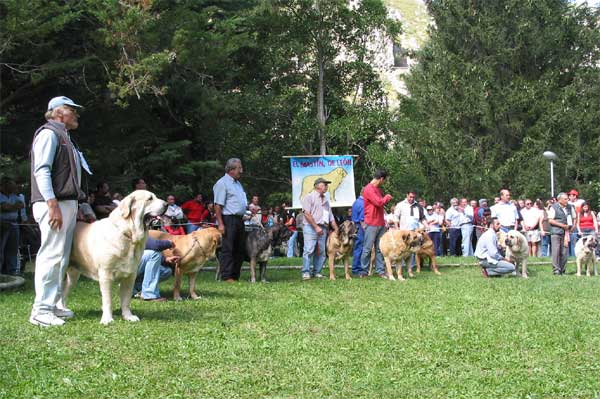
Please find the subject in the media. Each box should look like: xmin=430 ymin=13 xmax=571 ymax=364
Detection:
xmin=414 ymin=229 xmax=441 ymax=276
xmin=379 ymin=229 xmax=422 ymax=281
xmin=326 ymin=220 xmax=358 ymax=280
xmin=149 ymin=227 xmax=221 ymax=301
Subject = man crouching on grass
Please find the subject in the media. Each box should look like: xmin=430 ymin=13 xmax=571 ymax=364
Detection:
xmin=474 ymin=217 xmax=516 ymax=278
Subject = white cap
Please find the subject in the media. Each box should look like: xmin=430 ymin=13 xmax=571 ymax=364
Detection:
xmin=47 ymin=96 xmax=83 ymax=111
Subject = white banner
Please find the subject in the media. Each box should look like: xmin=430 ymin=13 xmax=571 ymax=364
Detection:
xmin=290 ymin=155 xmax=356 ymax=208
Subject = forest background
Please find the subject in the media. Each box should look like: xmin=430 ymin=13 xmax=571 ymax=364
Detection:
xmin=2 ymin=0 xmax=599 ymax=207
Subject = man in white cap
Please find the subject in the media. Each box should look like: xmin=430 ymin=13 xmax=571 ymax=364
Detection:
xmin=300 ymin=177 xmax=338 ymax=280
xmin=29 ymin=96 xmax=88 ymax=327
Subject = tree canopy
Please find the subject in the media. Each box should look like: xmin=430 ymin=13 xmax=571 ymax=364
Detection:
xmin=1 ymin=0 xmax=599 ymax=206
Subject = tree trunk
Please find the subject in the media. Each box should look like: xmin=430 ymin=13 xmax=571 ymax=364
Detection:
xmin=317 ymin=54 xmax=326 ymax=155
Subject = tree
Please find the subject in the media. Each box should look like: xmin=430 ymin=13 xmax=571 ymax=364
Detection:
xmin=392 ymin=0 xmax=600 ymax=201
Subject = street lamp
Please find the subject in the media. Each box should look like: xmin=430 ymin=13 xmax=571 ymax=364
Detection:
xmin=543 ymin=151 xmax=558 ymax=198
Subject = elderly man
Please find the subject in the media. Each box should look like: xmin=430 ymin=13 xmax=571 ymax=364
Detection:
xmin=474 ymin=217 xmax=516 ymax=278
xmin=213 ymin=158 xmax=248 ymax=282
xmin=548 ymin=192 xmax=576 ymax=275
xmin=360 ymin=170 xmax=393 ymax=278
xmin=30 ymin=96 xmax=88 ymax=327
xmin=301 ymin=177 xmax=338 ymax=280
xmin=445 ymin=198 xmax=462 ymax=256
xmin=458 ymin=198 xmax=474 ymax=256
xmin=490 ymin=189 xmax=520 ymax=233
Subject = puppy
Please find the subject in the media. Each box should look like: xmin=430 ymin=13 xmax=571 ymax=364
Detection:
xmin=326 ymin=220 xmax=358 ymax=280
xmin=379 ymin=229 xmax=422 ymax=281
xmin=503 ymin=230 xmax=529 ymax=278
xmin=149 ymin=227 xmax=221 ymax=300
xmin=59 ymin=190 xmax=167 ymax=324
xmin=414 ymin=229 xmax=441 ymax=276
xmin=575 ymin=235 xmax=598 ymax=277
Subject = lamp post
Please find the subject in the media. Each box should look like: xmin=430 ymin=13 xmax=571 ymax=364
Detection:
xmin=543 ymin=151 xmax=558 ymax=198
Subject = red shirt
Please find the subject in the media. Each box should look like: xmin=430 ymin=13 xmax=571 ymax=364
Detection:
xmin=362 ymin=183 xmax=392 ymax=226
xmin=181 ymin=200 xmax=209 ymax=224
xmin=579 ymin=213 xmax=595 ymax=230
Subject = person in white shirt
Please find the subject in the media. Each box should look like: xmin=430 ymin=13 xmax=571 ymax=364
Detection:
xmin=474 ymin=217 xmax=516 ymax=278
xmin=520 ymin=199 xmax=544 ymax=256
xmin=445 ymin=198 xmax=462 ymax=256
xmin=490 ymin=189 xmax=520 ymax=233
xmin=459 ymin=198 xmax=474 ymax=256
xmin=394 ymin=191 xmax=428 ymax=270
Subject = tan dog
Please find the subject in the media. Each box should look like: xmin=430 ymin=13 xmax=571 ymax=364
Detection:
xmin=498 ymin=230 xmax=529 ymax=278
xmin=149 ymin=227 xmax=221 ymax=300
xmin=414 ymin=229 xmax=441 ymax=275
xmin=326 ymin=220 xmax=358 ymax=280
xmin=58 ymin=190 xmax=167 ymax=325
xmin=575 ymin=235 xmax=598 ymax=277
xmin=379 ymin=229 xmax=422 ymax=281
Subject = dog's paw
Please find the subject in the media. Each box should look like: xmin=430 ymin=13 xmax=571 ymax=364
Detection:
xmin=434 ymin=270 xmax=442 ymax=275
xmin=345 ymin=275 xmax=352 ymax=280
xmin=576 ymin=273 xmax=582 ymax=277
xmin=100 ymin=316 xmax=114 ymax=325
xmin=250 ymin=278 xmax=257 ymax=283
xmin=123 ymin=314 xmax=140 ymax=322
xmin=174 ymin=296 xmax=184 ymax=302
xmin=191 ymin=295 xmax=202 ymax=300
xmin=329 ymin=276 xmax=336 ymax=281
xmin=388 ymin=275 xmax=396 ymax=281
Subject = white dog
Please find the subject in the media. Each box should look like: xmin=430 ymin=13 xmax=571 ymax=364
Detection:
xmin=575 ymin=235 xmax=598 ymax=277
xmin=499 ymin=230 xmax=529 ymax=278
xmin=57 ymin=190 xmax=167 ymax=324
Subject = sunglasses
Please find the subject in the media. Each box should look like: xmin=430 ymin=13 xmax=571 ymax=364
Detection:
xmin=525 ymin=202 xmax=532 ymax=206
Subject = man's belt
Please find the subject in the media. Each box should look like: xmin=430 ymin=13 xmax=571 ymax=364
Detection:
xmin=317 ymin=223 xmax=329 ymax=228
xmin=501 ymin=225 xmax=515 ymax=229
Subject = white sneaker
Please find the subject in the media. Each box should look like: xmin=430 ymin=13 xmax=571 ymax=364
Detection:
xmin=54 ymin=308 xmax=75 ymax=319
xmin=302 ymin=273 xmax=311 ymax=280
xmin=29 ymin=313 xmax=66 ymax=327
xmin=314 ymin=273 xmax=324 ymax=279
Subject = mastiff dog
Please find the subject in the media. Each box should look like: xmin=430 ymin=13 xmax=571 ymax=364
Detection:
xmin=149 ymin=227 xmax=222 ymax=300
xmin=499 ymin=230 xmax=529 ymax=278
xmin=379 ymin=229 xmax=423 ymax=281
xmin=414 ymin=229 xmax=442 ymax=276
xmin=326 ymin=220 xmax=358 ymax=280
xmin=575 ymin=235 xmax=598 ymax=277
xmin=58 ymin=190 xmax=167 ymax=325
xmin=244 ymin=224 xmax=292 ymax=283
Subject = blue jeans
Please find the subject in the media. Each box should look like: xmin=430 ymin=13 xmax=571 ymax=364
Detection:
xmin=302 ymin=225 xmax=327 ymax=276
xmin=360 ymin=225 xmax=385 ymax=275
xmin=461 ymin=225 xmax=474 ymax=256
xmin=429 ymin=231 xmax=443 ymax=256
xmin=287 ymin=230 xmax=298 ymax=257
xmin=0 ymin=222 xmax=21 ymax=274
xmin=352 ymin=224 xmax=364 ymax=275
xmin=568 ymin=231 xmax=578 ymax=257
xmin=185 ymin=223 xmax=200 ymax=234
xmin=134 ymin=250 xmax=173 ymax=299
xmin=479 ymin=259 xmax=516 ymax=276
xmin=541 ymin=234 xmax=551 ymax=256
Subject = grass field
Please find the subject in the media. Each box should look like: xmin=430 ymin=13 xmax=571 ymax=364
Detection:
xmin=2 ymin=258 xmax=600 ymax=398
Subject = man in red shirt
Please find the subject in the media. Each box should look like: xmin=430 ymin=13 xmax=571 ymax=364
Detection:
xmin=181 ymin=194 xmax=210 ymax=233
xmin=360 ymin=170 xmax=393 ymax=278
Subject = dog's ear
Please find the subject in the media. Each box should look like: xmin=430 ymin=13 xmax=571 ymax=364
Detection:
xmin=118 ymin=195 xmax=134 ymax=219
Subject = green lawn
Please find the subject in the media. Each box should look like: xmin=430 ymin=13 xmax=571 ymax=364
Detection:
xmin=2 ymin=258 xmax=600 ymax=398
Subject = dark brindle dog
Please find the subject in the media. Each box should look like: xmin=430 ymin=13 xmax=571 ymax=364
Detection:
xmin=326 ymin=220 xmax=358 ymax=280
xmin=246 ymin=224 xmax=292 ymax=282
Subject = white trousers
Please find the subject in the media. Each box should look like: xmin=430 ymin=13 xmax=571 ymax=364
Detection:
xmin=31 ymin=200 xmax=78 ymax=315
